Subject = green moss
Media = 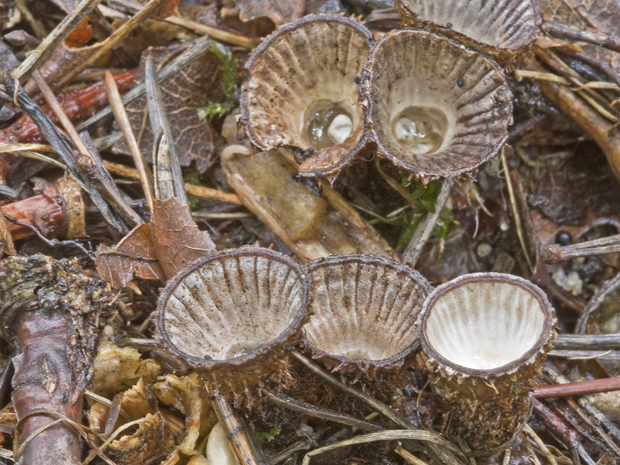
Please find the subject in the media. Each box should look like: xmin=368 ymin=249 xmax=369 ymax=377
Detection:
xmin=198 ymin=41 xmax=239 ymax=121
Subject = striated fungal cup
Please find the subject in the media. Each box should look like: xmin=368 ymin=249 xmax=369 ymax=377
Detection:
xmin=302 ymin=254 xmax=432 ymax=378
xmin=417 ymin=273 xmax=556 ymax=452
xmin=156 ymin=247 xmax=311 ymax=397
xmin=241 ymin=15 xmax=373 ymax=177
xmin=396 ymin=0 xmax=542 ymax=53
xmin=363 ymin=29 xmax=513 ymax=178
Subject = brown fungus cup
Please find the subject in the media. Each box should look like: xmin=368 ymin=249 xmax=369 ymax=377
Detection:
xmin=396 ymin=0 xmax=541 ymax=54
xmin=241 ymin=15 xmax=373 ymax=177
xmin=302 ymin=254 xmax=432 ymax=379
xmin=363 ymin=30 xmax=513 ymax=179
xmin=156 ymin=247 xmax=311 ymax=400
xmin=417 ymin=273 xmax=556 ymax=453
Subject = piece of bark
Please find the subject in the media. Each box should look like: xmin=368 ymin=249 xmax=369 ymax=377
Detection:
xmin=1 ymin=175 xmax=85 ymax=241
xmin=0 ymin=254 xmax=116 ymax=465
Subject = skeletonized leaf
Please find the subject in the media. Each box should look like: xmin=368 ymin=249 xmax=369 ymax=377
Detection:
xmin=151 ymin=197 xmax=215 ymax=279
xmin=112 ymin=45 xmax=223 ymax=172
xmin=96 ymin=223 xmax=165 ymax=288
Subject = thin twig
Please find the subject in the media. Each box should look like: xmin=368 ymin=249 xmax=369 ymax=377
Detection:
xmin=542 ymin=20 xmax=620 ymax=55
xmin=53 ymin=0 xmax=169 ymax=92
xmin=10 ymin=0 xmax=102 ymax=82
xmin=524 ymin=424 xmax=558 ymax=465
xmin=33 ymin=70 xmax=144 ymax=228
xmin=402 ymin=178 xmax=454 ymax=266
xmin=106 ymin=0 xmax=257 ymax=48
xmin=301 ymin=430 xmax=462 ymax=465
xmin=4 ymin=78 xmax=127 ymax=234
xmin=77 ymin=33 xmax=213 ymax=131
xmin=105 ymin=71 xmax=154 ymax=213
xmin=262 ymin=388 xmax=383 ymax=432
xmin=543 ymin=234 xmax=620 ymax=264
xmin=543 ymin=363 xmax=620 ymax=445
xmin=534 ymin=377 xmax=620 ymax=398
xmin=554 ymin=333 xmax=620 ymax=350
xmin=209 ymin=389 xmax=268 ymax=465
xmin=395 ymin=446 xmax=430 ymax=465
xmin=501 ymin=147 xmax=534 ymax=272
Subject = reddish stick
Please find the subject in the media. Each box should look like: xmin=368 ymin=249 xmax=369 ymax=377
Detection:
xmin=0 ymin=70 xmax=136 ymax=182
xmin=534 ymin=377 xmax=620 ymax=398
xmin=1 ymin=183 xmax=65 ymax=241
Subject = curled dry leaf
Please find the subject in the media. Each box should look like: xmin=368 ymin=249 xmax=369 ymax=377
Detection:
xmin=91 ymin=328 xmax=162 ymax=398
xmin=151 ymin=197 xmax=216 ymax=279
xmin=108 ymin=412 xmax=168 ymax=465
xmin=113 ymin=45 xmax=224 ymax=173
xmin=153 ymin=373 xmax=217 ymax=455
xmin=96 ymin=223 xmax=166 ymax=289
xmin=238 ymin=0 xmax=306 ymax=26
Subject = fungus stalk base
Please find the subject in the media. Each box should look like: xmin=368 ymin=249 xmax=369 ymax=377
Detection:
xmin=425 ymin=349 xmax=548 ymax=452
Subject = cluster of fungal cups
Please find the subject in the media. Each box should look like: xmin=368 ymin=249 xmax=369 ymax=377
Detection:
xmin=239 ymin=4 xmax=544 ymax=179
xmin=159 ymin=2 xmax=553 ymax=455
xmin=156 ymin=247 xmax=556 ymax=455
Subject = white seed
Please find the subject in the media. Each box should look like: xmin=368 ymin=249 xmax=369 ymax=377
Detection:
xmin=327 ymin=113 xmax=353 ymax=144
xmin=206 ymin=422 xmax=239 ymax=465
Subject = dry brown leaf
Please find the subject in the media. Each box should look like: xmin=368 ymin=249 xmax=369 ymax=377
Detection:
xmin=113 ymin=45 xmax=224 ymax=172
xmin=238 ymin=0 xmax=306 ymax=26
xmin=96 ymin=223 xmax=166 ymax=289
xmin=151 ymin=197 xmax=216 ymax=279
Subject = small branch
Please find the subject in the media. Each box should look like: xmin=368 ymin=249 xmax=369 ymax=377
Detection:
xmin=534 ymin=377 xmax=620 ymax=398
xmin=4 ymin=77 xmax=128 ymax=234
xmin=33 ymin=70 xmax=144 ymax=228
xmin=402 ymin=178 xmax=454 ymax=267
xmin=77 ymin=33 xmax=213 ymax=131
xmin=103 ymin=160 xmax=242 ymax=204
xmin=209 ymin=390 xmax=268 ymax=465
xmin=542 ymin=234 xmax=620 ymax=264
xmin=106 ymin=0 xmax=257 ymax=48
xmin=52 ymin=0 xmax=169 ymax=92
xmin=10 ymin=0 xmax=102 ymax=82
xmin=553 ymin=333 xmax=620 ymax=350
xmin=542 ymin=20 xmax=620 ymax=55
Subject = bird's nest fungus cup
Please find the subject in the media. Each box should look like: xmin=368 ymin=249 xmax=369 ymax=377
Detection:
xmin=396 ymin=0 xmax=542 ymax=53
xmin=156 ymin=247 xmax=311 ymax=399
xmin=363 ymin=30 xmax=513 ymax=179
xmin=241 ymin=15 xmax=373 ymax=177
xmin=302 ymin=254 xmax=432 ymax=380
xmin=417 ymin=273 xmax=557 ymax=453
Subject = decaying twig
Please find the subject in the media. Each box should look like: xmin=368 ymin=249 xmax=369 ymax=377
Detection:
xmin=0 ymin=254 xmax=116 ymax=465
